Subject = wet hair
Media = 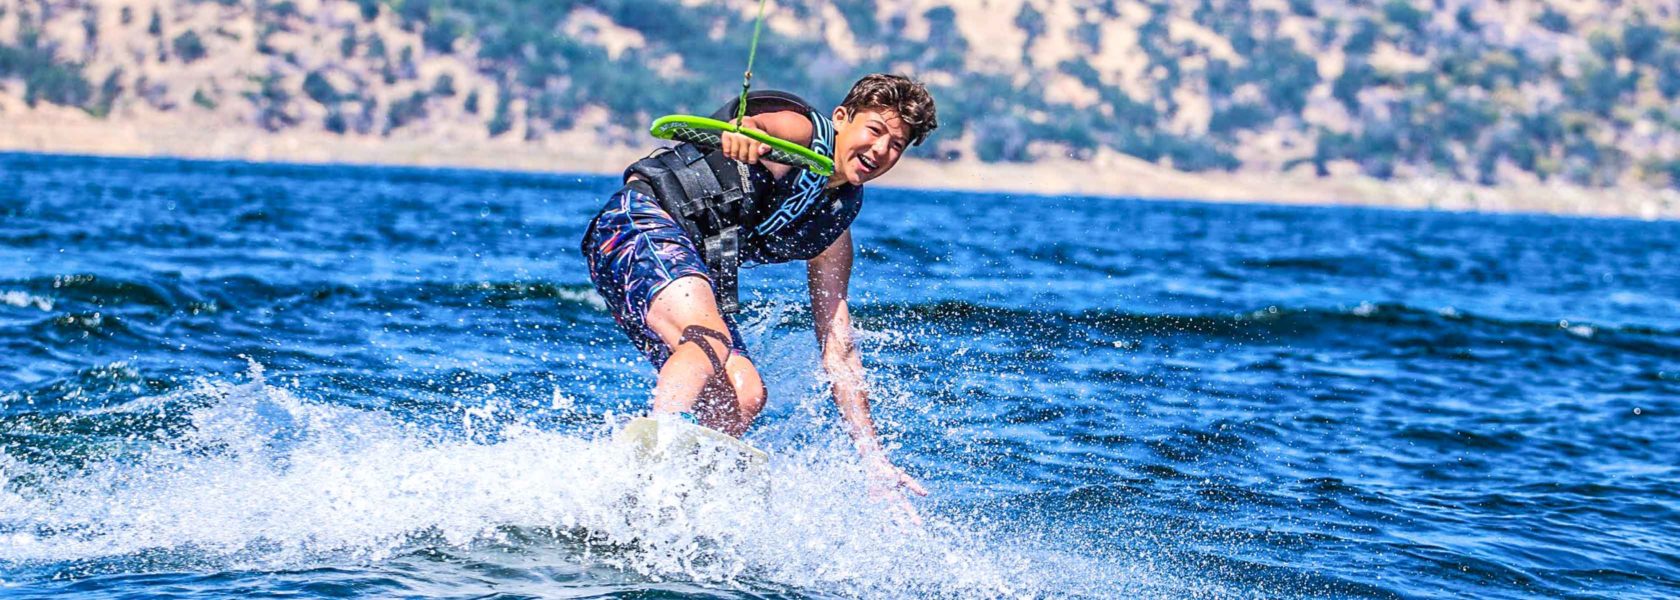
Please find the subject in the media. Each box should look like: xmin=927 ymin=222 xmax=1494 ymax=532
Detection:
xmin=838 ymin=74 xmax=939 ymax=147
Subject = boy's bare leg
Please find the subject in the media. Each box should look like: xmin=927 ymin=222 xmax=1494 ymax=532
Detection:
xmin=646 ymin=276 xmax=767 ymax=436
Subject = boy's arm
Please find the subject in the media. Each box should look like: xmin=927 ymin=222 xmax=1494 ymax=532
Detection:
xmin=807 ymin=230 xmax=929 ymax=522
xmin=721 ymin=110 xmax=814 ymax=180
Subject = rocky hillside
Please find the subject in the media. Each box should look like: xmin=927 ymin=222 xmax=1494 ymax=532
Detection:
xmin=3 ymin=0 xmax=1679 ymax=190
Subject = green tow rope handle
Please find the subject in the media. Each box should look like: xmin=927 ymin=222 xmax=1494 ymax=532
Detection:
xmin=646 ymin=0 xmax=835 ymax=177
xmin=650 ymin=115 xmax=835 ymax=177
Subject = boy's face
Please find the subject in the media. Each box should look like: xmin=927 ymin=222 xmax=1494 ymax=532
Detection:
xmin=831 ymin=106 xmax=911 ymax=186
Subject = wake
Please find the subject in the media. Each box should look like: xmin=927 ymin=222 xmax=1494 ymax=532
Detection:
xmin=0 ymin=364 xmax=1042 ymax=597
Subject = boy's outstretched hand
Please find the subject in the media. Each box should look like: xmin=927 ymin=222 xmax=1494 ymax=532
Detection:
xmin=720 ymin=128 xmax=773 ymax=165
xmin=867 ymin=454 xmax=929 ymax=527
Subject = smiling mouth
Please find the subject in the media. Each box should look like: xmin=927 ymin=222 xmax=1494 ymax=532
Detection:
xmin=858 ymin=155 xmax=878 ymax=172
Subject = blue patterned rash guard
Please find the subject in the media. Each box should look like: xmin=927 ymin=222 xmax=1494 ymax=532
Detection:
xmin=712 ymin=91 xmax=864 ymax=267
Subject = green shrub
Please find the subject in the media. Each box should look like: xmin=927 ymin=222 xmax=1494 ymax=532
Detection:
xmin=28 ymin=66 xmax=92 ymax=106
xmin=1059 ymin=58 xmax=1102 ymax=88
xmin=1381 ymin=1 xmax=1425 ymax=34
xmin=487 ymin=90 xmax=513 ymax=137
xmin=89 ymin=69 xmax=122 ymax=117
xmin=1570 ymin=59 xmax=1632 ymax=116
xmin=82 ymin=11 xmax=98 ymax=43
xmin=302 ymin=71 xmax=338 ymax=104
xmin=246 ymin=72 xmax=296 ymax=131
xmin=1333 ymin=60 xmax=1375 ymax=108
xmin=1345 ymin=18 xmax=1378 ymax=55
xmin=1621 ymin=18 xmax=1663 ymax=63
xmin=1204 ymin=59 xmax=1236 ymax=97
xmin=398 ymin=46 xmax=417 ymax=79
xmin=1454 ymin=6 xmax=1478 ymax=32
xmin=1074 ymin=21 xmax=1101 ymax=53
xmin=172 ymin=31 xmax=207 ymax=63
xmin=1249 ymin=38 xmax=1318 ymax=114
xmin=423 ymin=17 xmax=463 ymax=54
xmin=974 ymin=117 xmax=1029 ymax=162
xmin=1648 ymin=158 xmax=1680 ymax=189
xmin=1153 ymin=134 xmax=1240 ymax=171
xmin=432 ymin=74 xmax=456 ymax=96
xmin=1440 ymin=98 xmax=1498 ymax=142
xmin=1014 ymin=3 xmax=1045 ymax=50
xmin=832 ymin=0 xmax=879 ymax=42
xmin=1208 ymin=102 xmax=1270 ymax=133
xmin=264 ymin=1 xmax=301 ymax=23
xmin=1476 ymin=51 xmax=1524 ymax=89
xmin=385 ymin=91 xmax=428 ymax=132
xmin=325 ymin=109 xmax=348 ymax=134
xmin=1656 ymin=48 xmax=1680 ymax=97
xmin=1588 ymin=30 xmax=1618 ymax=60
xmin=1536 ymin=7 xmax=1570 ymax=33
xmin=256 ymin=23 xmax=279 ymax=54
xmin=398 ymin=0 xmax=433 ymax=28
xmin=367 ymin=34 xmax=387 ymax=60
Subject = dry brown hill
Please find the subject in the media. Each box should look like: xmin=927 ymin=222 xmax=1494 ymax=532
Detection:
xmin=2 ymin=0 xmax=1677 ymax=218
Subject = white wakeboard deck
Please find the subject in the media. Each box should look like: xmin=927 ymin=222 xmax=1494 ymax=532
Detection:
xmin=615 ymin=416 xmax=768 ymax=471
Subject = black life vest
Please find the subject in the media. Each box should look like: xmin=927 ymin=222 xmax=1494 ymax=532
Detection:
xmin=624 ymin=90 xmax=831 ymax=314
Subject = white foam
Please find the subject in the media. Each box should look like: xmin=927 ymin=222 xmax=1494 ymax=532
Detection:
xmin=554 ymin=286 xmax=608 ymax=311
xmin=0 ymin=291 xmax=52 ymax=312
xmin=0 ymin=367 xmax=1071 ymax=597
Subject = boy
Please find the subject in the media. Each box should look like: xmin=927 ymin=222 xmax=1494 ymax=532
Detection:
xmin=581 ymin=74 xmax=937 ymax=514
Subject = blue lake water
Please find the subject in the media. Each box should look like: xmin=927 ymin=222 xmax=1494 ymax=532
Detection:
xmin=0 ymin=152 xmax=1676 ymax=598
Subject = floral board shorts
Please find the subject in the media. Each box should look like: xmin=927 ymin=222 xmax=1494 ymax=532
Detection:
xmin=581 ymin=185 xmax=749 ymax=367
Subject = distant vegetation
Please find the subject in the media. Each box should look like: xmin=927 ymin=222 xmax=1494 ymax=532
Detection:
xmin=3 ymin=0 xmax=1679 ymax=189
xmin=0 ymin=19 xmax=93 ymax=108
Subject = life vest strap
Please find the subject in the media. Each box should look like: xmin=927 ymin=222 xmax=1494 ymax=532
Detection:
xmin=626 ymin=144 xmax=751 ymax=314
xmin=620 ymin=89 xmax=822 ymax=315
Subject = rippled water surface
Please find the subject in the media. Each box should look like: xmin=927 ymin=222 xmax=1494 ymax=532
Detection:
xmin=1 ymin=153 xmax=1677 ymax=598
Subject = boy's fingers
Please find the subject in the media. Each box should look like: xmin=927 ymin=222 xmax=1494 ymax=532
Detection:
xmin=721 ymin=133 xmax=760 ymax=163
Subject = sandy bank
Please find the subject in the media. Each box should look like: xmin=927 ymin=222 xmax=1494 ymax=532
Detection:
xmin=3 ymin=106 xmax=1675 ymax=221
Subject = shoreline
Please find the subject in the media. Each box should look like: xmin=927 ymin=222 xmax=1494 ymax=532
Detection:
xmin=4 ymin=108 xmax=1676 ymax=221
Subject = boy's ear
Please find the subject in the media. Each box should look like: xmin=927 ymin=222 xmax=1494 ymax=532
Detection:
xmin=831 ymin=106 xmax=851 ymax=124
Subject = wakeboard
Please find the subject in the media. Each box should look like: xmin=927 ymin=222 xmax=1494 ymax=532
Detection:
xmin=614 ymin=416 xmax=768 ymax=479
